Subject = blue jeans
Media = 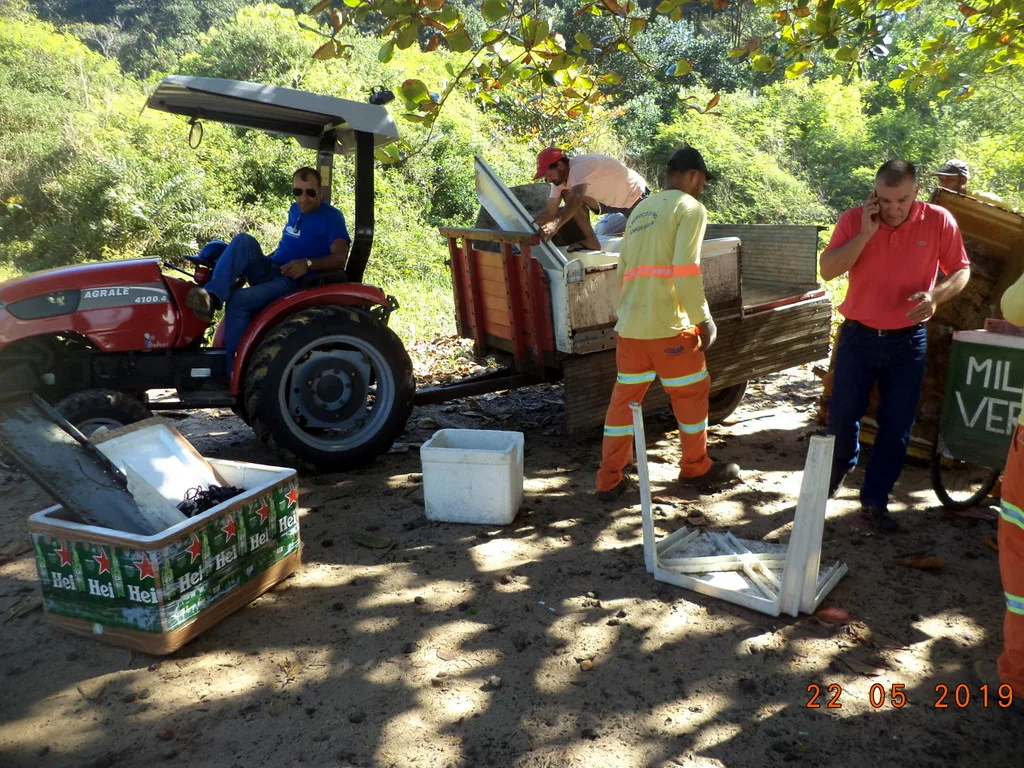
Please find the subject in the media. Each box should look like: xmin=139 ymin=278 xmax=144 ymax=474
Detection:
xmin=826 ymin=322 xmax=928 ymax=509
xmin=204 ymin=233 xmax=297 ymax=367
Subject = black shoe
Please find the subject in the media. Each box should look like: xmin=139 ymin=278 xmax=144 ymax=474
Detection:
xmin=862 ymin=504 xmax=899 ymax=533
xmin=596 ymin=477 xmax=629 ymax=502
xmin=680 ymin=461 xmax=741 ymax=488
xmin=828 ymin=468 xmax=850 ymax=499
xmin=186 ymin=286 xmax=216 ymax=322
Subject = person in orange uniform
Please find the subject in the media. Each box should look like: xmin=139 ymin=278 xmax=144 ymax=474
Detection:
xmin=595 ymin=147 xmax=740 ymax=501
xmin=979 ymin=274 xmax=1024 ymax=713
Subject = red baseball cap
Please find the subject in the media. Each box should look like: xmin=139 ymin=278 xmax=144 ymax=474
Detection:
xmin=534 ymin=147 xmax=565 ymax=179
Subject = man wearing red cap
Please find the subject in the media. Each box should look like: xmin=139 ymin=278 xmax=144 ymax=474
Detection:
xmin=533 ymin=147 xmax=649 ymax=252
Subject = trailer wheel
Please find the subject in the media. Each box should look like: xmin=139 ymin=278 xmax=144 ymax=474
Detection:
xmin=930 ymin=433 xmax=1000 ymax=510
xmin=244 ymin=305 xmax=414 ymax=471
xmin=55 ymin=389 xmax=153 ymax=437
xmin=708 ymin=382 xmax=747 ymax=425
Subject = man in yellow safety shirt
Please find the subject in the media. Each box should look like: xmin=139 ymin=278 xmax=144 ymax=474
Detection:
xmin=596 ymin=146 xmax=740 ymax=501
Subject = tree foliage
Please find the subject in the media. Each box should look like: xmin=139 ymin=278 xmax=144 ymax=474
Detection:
xmin=300 ymin=0 xmax=1024 ymax=131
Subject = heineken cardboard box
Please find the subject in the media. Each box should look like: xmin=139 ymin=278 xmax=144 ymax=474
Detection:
xmin=26 ymin=421 xmax=301 ymax=655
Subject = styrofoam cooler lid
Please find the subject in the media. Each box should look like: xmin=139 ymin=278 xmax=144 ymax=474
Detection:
xmin=93 ymin=420 xmax=221 ymax=504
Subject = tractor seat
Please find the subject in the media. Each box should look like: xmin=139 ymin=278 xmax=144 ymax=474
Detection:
xmin=300 ymin=270 xmax=349 ymax=289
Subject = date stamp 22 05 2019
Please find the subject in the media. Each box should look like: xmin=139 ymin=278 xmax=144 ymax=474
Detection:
xmin=806 ymin=683 xmax=1016 ymax=710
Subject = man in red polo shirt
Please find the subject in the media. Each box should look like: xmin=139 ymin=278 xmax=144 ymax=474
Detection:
xmin=822 ymin=159 xmax=970 ymax=532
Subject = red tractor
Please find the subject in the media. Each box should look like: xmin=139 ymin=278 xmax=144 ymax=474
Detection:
xmin=0 ymin=76 xmax=414 ymax=471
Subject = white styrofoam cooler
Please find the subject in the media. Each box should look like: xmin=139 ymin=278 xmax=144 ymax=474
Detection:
xmin=420 ymin=429 xmax=525 ymax=524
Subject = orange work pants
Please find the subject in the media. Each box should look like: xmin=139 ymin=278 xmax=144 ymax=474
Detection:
xmin=596 ymin=330 xmax=713 ymax=493
xmin=998 ymin=425 xmax=1024 ymax=699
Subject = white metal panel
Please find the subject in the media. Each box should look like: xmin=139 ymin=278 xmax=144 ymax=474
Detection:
xmin=473 ymin=155 xmax=567 ymax=270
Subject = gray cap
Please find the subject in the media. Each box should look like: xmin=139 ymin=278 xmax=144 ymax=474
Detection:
xmin=935 ymin=159 xmax=969 ymax=179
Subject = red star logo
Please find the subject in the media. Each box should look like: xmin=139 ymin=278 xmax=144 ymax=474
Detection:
xmin=185 ymin=535 xmax=203 ymax=564
xmin=134 ymin=554 xmax=156 ymax=582
xmin=254 ymin=499 xmax=270 ymax=525
xmin=221 ymin=518 xmax=237 ymax=542
xmin=285 ymin=488 xmax=299 ymax=506
xmin=93 ymin=549 xmax=110 ymax=575
xmin=55 ymin=544 xmax=72 ymax=568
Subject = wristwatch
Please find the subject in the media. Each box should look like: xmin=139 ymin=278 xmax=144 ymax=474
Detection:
xmin=305 ymin=259 xmax=313 ymax=269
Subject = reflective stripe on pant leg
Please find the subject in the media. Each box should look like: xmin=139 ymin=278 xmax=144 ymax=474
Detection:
xmin=597 ymin=336 xmax=653 ymax=492
xmin=617 ymin=371 xmax=657 ymax=385
xmin=997 ymin=424 xmax=1024 ymax=697
xmin=652 ymin=331 xmax=712 ymax=479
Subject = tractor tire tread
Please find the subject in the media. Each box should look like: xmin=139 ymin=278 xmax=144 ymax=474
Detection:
xmin=243 ymin=305 xmax=412 ymax=472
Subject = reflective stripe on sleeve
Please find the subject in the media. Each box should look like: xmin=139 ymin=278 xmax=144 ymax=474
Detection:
xmin=623 ymin=264 xmax=702 ymax=281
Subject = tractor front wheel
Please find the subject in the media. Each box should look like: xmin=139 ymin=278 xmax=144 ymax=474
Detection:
xmin=55 ymin=389 xmax=153 ymax=438
xmin=243 ymin=305 xmax=414 ymax=471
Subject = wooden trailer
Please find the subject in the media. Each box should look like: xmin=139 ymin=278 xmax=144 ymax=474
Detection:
xmin=434 ymin=219 xmax=832 ymax=433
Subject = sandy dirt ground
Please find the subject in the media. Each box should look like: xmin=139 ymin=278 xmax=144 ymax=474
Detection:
xmin=1 ymin=363 xmax=1020 ymax=767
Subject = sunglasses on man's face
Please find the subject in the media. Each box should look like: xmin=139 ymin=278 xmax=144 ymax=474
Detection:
xmin=292 ymin=187 xmax=319 ymax=198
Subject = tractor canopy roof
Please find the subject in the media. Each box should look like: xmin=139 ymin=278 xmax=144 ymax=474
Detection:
xmin=146 ymin=76 xmax=399 ymax=155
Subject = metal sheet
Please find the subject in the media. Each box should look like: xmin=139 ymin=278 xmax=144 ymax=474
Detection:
xmin=0 ymin=393 xmax=154 ymax=534
xmin=473 ymin=155 xmax=567 ymax=270
xmin=146 ymin=76 xmax=399 ymax=155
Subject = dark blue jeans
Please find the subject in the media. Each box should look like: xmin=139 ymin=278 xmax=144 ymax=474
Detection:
xmin=826 ymin=322 xmax=928 ymax=509
xmin=204 ymin=233 xmax=297 ymax=367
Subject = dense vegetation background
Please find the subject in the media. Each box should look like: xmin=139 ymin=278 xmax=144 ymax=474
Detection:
xmin=1 ymin=0 xmax=1022 ymax=341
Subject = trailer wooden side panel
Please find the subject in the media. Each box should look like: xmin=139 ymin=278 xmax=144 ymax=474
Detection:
xmin=705 ymin=224 xmax=821 ymax=290
xmin=563 ymin=294 xmax=832 ymax=434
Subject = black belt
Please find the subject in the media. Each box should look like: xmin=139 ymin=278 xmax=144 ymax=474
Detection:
xmin=845 ymin=319 xmax=924 ymax=337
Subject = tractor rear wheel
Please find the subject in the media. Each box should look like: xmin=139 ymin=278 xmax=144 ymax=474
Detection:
xmin=55 ymin=389 xmax=153 ymax=437
xmin=243 ymin=305 xmax=414 ymax=471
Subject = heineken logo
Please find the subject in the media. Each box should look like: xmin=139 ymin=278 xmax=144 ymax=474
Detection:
xmin=134 ymin=555 xmax=156 ymax=582
xmin=214 ymin=547 xmax=237 ymax=571
xmin=249 ymin=531 xmax=269 ymax=551
xmin=285 ymin=488 xmax=299 ymax=506
xmin=51 ymin=572 xmax=76 ymax=591
xmin=55 ymin=544 xmax=72 ymax=568
xmin=254 ymin=499 xmax=270 ymax=524
xmin=178 ymin=570 xmax=203 ymax=592
xmin=185 ymin=535 xmax=203 ymax=564
xmin=127 ymin=584 xmax=158 ymax=604
xmin=93 ymin=550 xmax=111 ymax=575
xmin=87 ymin=579 xmax=115 ymax=599
xmin=221 ymin=518 xmax=237 ymax=542
xmin=278 ymin=512 xmax=297 ymax=534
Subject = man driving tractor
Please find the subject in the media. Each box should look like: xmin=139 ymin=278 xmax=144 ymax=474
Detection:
xmin=186 ymin=166 xmax=351 ymax=366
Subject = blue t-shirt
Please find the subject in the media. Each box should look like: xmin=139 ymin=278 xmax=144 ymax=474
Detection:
xmin=271 ymin=202 xmax=350 ymax=266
